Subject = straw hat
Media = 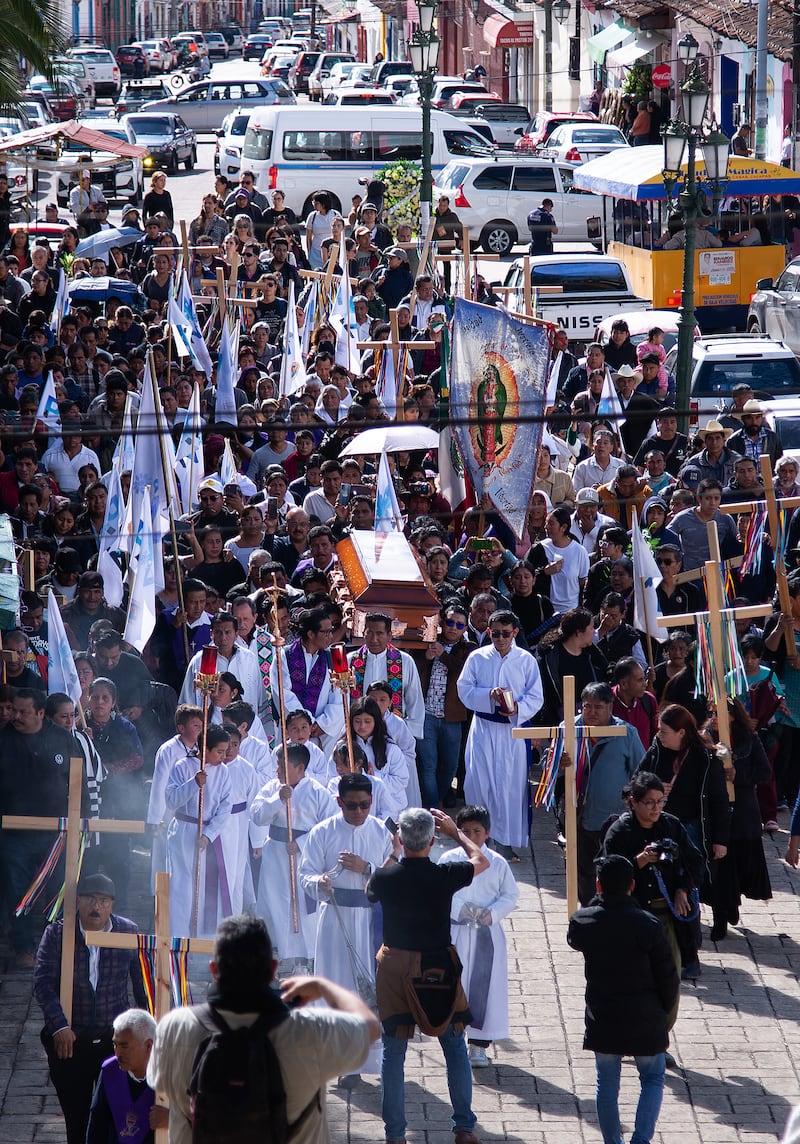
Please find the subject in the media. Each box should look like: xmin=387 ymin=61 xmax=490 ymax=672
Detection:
xmin=695 ymin=419 xmax=733 ymax=441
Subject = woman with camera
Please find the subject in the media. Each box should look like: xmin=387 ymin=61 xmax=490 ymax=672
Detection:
xmin=601 ymin=771 xmax=705 ymax=1004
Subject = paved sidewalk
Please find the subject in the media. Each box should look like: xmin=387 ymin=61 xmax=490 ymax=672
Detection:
xmin=1 ymin=808 xmax=799 ymax=1143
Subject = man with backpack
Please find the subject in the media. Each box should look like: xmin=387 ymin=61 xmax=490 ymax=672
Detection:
xmin=147 ymin=915 xmax=378 ymax=1144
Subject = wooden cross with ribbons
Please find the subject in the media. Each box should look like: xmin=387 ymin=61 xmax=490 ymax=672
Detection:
xmin=1 ymin=756 xmax=145 ymax=1024
xmin=86 ymin=872 xmax=215 ymax=1144
xmin=512 ymin=676 xmax=626 ymax=916
xmin=357 ymin=312 xmax=436 ymax=424
xmin=657 ymin=520 xmax=773 ymax=788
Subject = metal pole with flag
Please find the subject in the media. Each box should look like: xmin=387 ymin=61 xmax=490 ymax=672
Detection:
xmin=97 ymin=467 xmax=125 ymax=609
xmin=46 ymin=589 xmax=82 ymax=705
xmin=174 ymin=383 xmax=205 ymax=514
xmin=178 ymin=271 xmax=214 ymax=377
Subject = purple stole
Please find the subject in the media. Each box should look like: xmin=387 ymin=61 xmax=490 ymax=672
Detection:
xmin=286 ymin=638 xmax=328 ymax=715
xmin=101 ymin=1056 xmax=154 ymax=1144
xmin=350 ymin=644 xmax=404 ymax=713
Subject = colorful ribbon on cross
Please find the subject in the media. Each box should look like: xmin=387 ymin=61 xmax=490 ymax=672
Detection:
xmin=740 ymin=506 xmax=767 ymax=578
xmin=15 ymin=821 xmax=89 ymax=920
xmin=695 ymin=609 xmax=748 ymax=707
xmin=533 ymin=731 xmax=592 ymax=810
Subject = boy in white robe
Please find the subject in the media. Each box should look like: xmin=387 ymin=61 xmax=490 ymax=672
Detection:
xmin=147 ymin=704 xmax=204 ymax=893
xmin=299 ymin=772 xmax=393 ymax=1076
xmin=165 ymin=725 xmax=233 ymax=938
xmin=325 ymin=739 xmax=394 ymax=821
xmin=250 ymin=743 xmax=336 ymax=967
xmin=221 ymin=699 xmax=276 ymax=786
xmin=438 ymin=804 xmax=519 ymax=1067
xmin=221 ymin=725 xmax=260 ymax=914
xmin=366 ymin=681 xmax=422 ymax=807
xmin=457 ymin=609 xmax=544 ymax=860
xmin=282 ymin=708 xmax=333 ymax=786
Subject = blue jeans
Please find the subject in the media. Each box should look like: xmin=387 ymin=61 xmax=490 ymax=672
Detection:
xmin=381 ymin=1024 xmax=476 ymax=1140
xmin=416 ymin=713 xmax=464 ymax=807
xmin=595 ymin=1052 xmax=665 ymax=1144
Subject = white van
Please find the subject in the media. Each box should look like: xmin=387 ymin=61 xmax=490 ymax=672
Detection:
xmin=240 ymin=105 xmax=494 ymax=218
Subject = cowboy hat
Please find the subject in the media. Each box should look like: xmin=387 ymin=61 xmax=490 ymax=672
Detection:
xmin=695 ymin=419 xmax=734 ymax=441
xmin=612 ymin=363 xmax=643 ymax=381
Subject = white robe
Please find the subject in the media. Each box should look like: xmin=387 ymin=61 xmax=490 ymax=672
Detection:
xmin=179 ymin=645 xmax=265 ymax=722
xmin=457 ymin=642 xmax=544 ymax=849
xmin=299 ymin=811 xmax=392 ymax=1073
xmin=355 ymin=734 xmax=408 ymax=820
xmin=385 ymin=709 xmax=422 ymax=807
xmin=347 ymin=647 xmax=425 ymax=738
xmin=165 ymin=759 xmax=233 ymax=938
xmin=225 ymin=754 xmax=260 ymax=914
xmin=271 ymin=643 xmax=345 ymax=754
xmin=325 ymin=773 xmax=393 ymax=820
xmin=439 ymin=844 xmax=519 ymax=1041
xmin=147 ymin=735 xmax=199 ymax=892
xmin=250 ymin=774 xmax=337 ymax=962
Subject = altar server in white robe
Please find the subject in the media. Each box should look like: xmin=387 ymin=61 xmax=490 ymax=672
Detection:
xmin=438 ymin=804 xmax=519 ymax=1067
xmin=220 ymin=699 xmax=276 ymax=786
xmin=366 ymin=681 xmax=422 ymax=807
xmin=147 ymin=704 xmax=204 ymax=891
xmin=325 ymin=739 xmax=394 ymax=820
xmin=457 ymin=609 xmax=543 ymax=857
xmin=281 ymin=708 xmax=335 ymax=785
xmin=271 ymin=608 xmax=344 ymax=754
xmin=349 ymin=697 xmax=409 ymax=820
xmin=165 ymin=725 xmax=233 ymax=937
xmin=221 ymin=728 xmax=260 ymax=914
xmin=250 ymin=743 xmax=337 ymax=963
xmin=299 ymin=772 xmax=393 ymax=1073
xmin=347 ymin=612 xmax=425 ymax=738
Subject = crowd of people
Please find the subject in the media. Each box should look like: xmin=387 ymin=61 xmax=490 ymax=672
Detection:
xmin=1 ymin=171 xmax=799 ymax=1144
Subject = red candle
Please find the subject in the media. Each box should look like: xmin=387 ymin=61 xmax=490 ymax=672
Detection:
xmin=199 ymin=645 xmax=218 ymax=676
xmin=331 ymin=644 xmax=349 ymax=674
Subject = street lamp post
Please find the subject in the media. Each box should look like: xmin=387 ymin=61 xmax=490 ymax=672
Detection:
xmin=543 ymin=0 xmax=571 ymax=112
xmin=410 ymin=0 xmax=440 ymax=232
xmin=662 ymin=32 xmax=730 ymax=433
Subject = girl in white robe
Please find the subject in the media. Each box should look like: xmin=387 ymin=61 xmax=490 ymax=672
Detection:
xmin=165 ymin=726 xmax=233 ymax=938
xmin=282 ymin=709 xmax=333 ymax=786
xmin=250 ymin=743 xmax=337 ymax=964
xmin=147 ymin=706 xmax=204 ymax=892
xmin=350 ymin=697 xmax=409 ymax=820
xmin=438 ymin=805 xmax=519 ymax=1064
xmin=325 ymin=739 xmax=394 ymax=821
xmin=366 ymin=681 xmax=422 ymax=807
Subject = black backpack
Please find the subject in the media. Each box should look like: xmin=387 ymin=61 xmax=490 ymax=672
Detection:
xmin=188 ymin=1003 xmax=319 ymax=1144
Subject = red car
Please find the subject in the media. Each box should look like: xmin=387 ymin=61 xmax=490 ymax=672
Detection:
xmin=116 ymin=45 xmax=150 ymax=77
xmin=514 ymin=111 xmax=597 ymax=154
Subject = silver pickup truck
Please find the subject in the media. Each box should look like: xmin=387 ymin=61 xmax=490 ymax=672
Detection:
xmin=501 ymin=253 xmax=651 ymax=345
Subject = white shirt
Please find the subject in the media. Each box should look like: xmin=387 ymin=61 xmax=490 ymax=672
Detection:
xmin=42 ymin=443 xmax=102 ymax=494
xmin=572 ymin=455 xmax=624 ymax=492
xmin=539 ymin=538 xmax=590 ymax=612
xmin=302 ymin=490 xmax=337 ymax=524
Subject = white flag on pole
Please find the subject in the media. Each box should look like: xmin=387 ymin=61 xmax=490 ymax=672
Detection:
xmin=124 ymin=486 xmax=157 ymax=653
xmin=632 ymin=518 xmax=665 ymax=642
xmin=36 ymin=374 xmax=62 ymax=436
xmin=374 ymin=451 xmax=403 ymax=532
xmin=47 ymin=589 xmax=82 ymax=703
xmin=97 ymin=466 xmax=125 ymax=608
xmin=215 ymin=314 xmax=239 ymax=425
xmin=278 ymin=281 xmax=307 ymax=398
xmin=174 ymin=382 xmax=205 ymax=513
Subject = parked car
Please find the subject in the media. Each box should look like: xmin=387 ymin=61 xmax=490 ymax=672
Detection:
xmin=538 ymin=123 xmax=629 ymax=164
xmin=319 ymin=61 xmax=371 ymax=99
xmin=19 ymin=100 xmax=52 ymax=129
xmin=54 ymin=57 xmax=96 ymax=108
xmin=288 ymin=51 xmax=321 ymax=94
xmin=0 ymin=113 xmax=39 ymax=199
xmin=20 ymin=89 xmax=57 ymax=124
xmin=515 ymin=110 xmax=597 ymax=154
xmin=123 ymin=112 xmax=197 ymax=173
xmin=322 ymin=87 xmax=395 ymax=106
xmin=383 ymin=75 xmax=416 ymax=99
xmin=448 ymin=91 xmax=501 ymax=111
xmin=184 ymin=31 xmax=209 ymax=58
xmin=663 ymin=333 xmax=800 ymax=425
xmin=141 ymin=78 xmax=295 ymax=132
xmin=748 ymin=258 xmax=800 ymax=354
xmin=244 ymin=33 xmax=275 ymax=60
xmin=262 ymin=54 xmax=297 ymax=82
xmin=369 ymin=59 xmax=414 ymax=86
xmin=214 ymin=110 xmax=250 ymax=178
xmin=456 ymin=102 xmax=530 ymax=150
xmin=133 ymin=41 xmax=168 ymax=73
xmin=430 ymin=77 xmax=489 ymax=109
xmin=56 ymin=117 xmax=144 ymax=207
xmin=433 ymin=156 xmax=603 ymax=255
xmin=307 ymin=52 xmax=356 ymax=101
xmin=218 ymin=25 xmax=244 ymax=51
xmin=116 ymin=45 xmax=150 ymax=77
xmin=115 ymin=77 xmax=174 ymax=117
xmin=67 ymin=46 xmax=121 ymax=99
xmin=26 ymin=74 xmax=86 ymax=120
xmin=172 ymin=32 xmax=208 ymax=61
xmin=205 ymin=32 xmax=230 ymax=59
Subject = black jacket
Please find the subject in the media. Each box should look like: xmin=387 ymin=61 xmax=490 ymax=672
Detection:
xmin=638 ymin=739 xmax=731 ymax=862
xmin=568 ymin=892 xmax=679 ymax=1055
xmin=601 ymin=810 xmax=706 ymax=911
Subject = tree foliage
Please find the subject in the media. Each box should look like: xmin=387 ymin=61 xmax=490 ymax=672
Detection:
xmin=0 ymin=0 xmax=63 ymax=110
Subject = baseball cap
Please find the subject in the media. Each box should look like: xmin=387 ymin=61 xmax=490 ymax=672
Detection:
xmin=79 ymin=571 xmax=103 ymax=589
xmin=78 ymin=873 xmax=115 ymax=898
xmin=385 ymin=246 xmax=408 ymax=262
xmin=198 ymin=477 xmax=224 ymax=494
xmin=575 ymin=488 xmax=600 ymax=505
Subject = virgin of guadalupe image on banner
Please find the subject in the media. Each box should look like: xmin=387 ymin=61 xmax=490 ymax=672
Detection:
xmin=450 ymin=298 xmax=550 ymax=539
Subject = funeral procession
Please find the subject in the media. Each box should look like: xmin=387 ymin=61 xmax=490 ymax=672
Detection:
xmin=5 ymin=1 xmax=800 ymax=1142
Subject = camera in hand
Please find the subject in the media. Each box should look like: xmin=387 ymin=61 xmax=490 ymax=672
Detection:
xmin=649 ymin=839 xmax=680 ymax=863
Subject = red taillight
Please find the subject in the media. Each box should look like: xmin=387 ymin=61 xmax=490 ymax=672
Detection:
xmin=565 ymin=146 xmax=580 ymax=162
xmin=454 ymin=185 xmax=470 ymax=208
xmin=268 ymin=164 xmax=278 ymax=189
xmin=666 ymin=289 xmax=683 ymax=306
xmin=690 ymin=400 xmax=699 ymax=426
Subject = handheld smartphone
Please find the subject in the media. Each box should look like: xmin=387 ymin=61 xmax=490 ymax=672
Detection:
xmin=384 ymin=817 xmax=398 ymax=835
xmin=338 ymin=483 xmax=352 ymax=507
xmin=266 ymin=496 xmax=280 ymax=521
xmin=467 ymin=537 xmax=493 ymax=552
xmin=223 ymin=483 xmax=241 ymax=498
xmin=173 ymin=519 xmax=192 ymax=534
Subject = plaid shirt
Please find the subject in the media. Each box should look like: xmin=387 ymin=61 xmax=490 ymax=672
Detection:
xmin=34 ymin=914 xmax=147 ymax=1035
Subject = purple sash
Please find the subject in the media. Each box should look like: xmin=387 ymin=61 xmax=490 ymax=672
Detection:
xmin=286 ymin=639 xmax=328 ymax=715
xmin=101 ymin=1056 xmax=154 ymax=1144
xmin=174 ymin=813 xmax=232 ymax=923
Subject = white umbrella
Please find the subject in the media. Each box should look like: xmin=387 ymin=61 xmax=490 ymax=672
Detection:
xmin=340 ymin=424 xmax=441 ymax=457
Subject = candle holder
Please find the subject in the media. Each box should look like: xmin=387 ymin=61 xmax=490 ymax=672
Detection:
xmin=191 ymin=645 xmax=221 ymax=937
xmin=329 ymin=644 xmax=358 ymax=771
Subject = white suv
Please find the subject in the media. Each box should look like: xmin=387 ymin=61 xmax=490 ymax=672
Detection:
xmin=67 ymin=47 xmax=120 ymax=98
xmin=432 ymin=156 xmax=603 ymax=255
xmin=663 ymin=333 xmax=800 ymax=426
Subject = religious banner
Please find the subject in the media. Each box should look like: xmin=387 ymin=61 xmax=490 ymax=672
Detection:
xmin=449 ymin=298 xmax=549 ymax=539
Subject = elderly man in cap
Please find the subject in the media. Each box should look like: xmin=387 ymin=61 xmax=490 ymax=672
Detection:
xmin=572 ymin=487 xmax=616 ymax=554
xmin=678 ymin=419 xmax=738 ymax=486
xmin=188 ymin=476 xmax=240 ymax=539
xmin=728 ymin=398 xmax=780 ymax=467
xmin=34 ymin=873 xmax=148 ymax=1144
xmin=86 ymin=1008 xmax=167 ymax=1144
xmin=377 ymin=246 xmax=414 ymax=310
